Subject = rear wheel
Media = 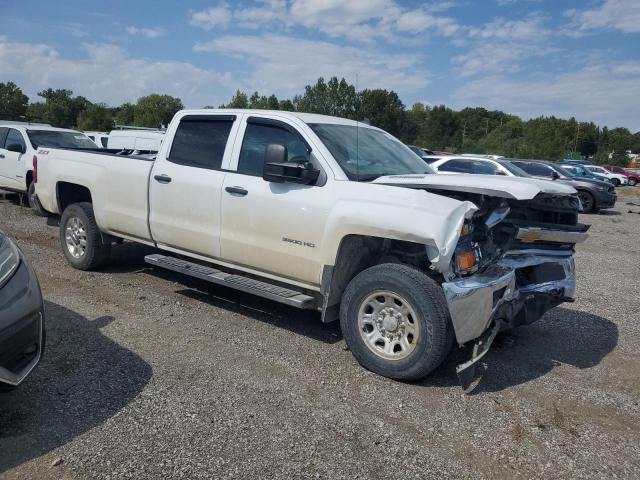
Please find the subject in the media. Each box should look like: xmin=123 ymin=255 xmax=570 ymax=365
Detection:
xmin=340 ymin=263 xmax=454 ymax=381
xmin=629 ymin=178 xmax=637 ymax=187
xmin=60 ymin=202 xmax=111 ymax=270
xmin=577 ymin=190 xmax=595 ymax=213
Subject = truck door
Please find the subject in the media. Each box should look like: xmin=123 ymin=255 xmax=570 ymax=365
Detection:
xmin=148 ymin=114 xmax=238 ymax=259
xmin=0 ymin=128 xmax=26 ymax=190
xmin=220 ymin=116 xmax=332 ymax=286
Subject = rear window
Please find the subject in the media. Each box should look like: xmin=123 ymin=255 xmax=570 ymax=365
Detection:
xmin=27 ymin=130 xmax=97 ymax=149
xmin=168 ymin=117 xmax=234 ymax=170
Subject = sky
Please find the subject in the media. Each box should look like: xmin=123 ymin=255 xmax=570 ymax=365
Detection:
xmin=1 ymin=0 xmax=639 ymax=131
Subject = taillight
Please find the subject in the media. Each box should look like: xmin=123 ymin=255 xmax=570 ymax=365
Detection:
xmin=32 ymin=155 xmax=38 ymax=183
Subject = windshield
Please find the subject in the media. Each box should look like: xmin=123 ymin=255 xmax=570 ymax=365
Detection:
xmin=548 ymin=164 xmax=573 ymax=177
xmin=498 ymin=160 xmax=530 ymax=177
xmin=27 ymin=130 xmax=98 ymax=149
xmin=309 ymin=123 xmax=433 ymax=180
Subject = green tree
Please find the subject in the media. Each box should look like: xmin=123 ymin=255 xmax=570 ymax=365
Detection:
xmin=279 ymin=99 xmax=295 ymax=111
xmin=358 ymin=89 xmax=407 ymax=139
xmin=77 ymin=103 xmax=114 ymax=131
xmin=222 ymin=90 xmax=249 ymax=109
xmin=297 ymin=77 xmax=358 ymax=119
xmin=417 ymin=105 xmax=461 ymax=151
xmin=133 ymin=94 xmax=183 ymax=128
xmin=29 ymin=88 xmax=91 ymax=127
xmin=115 ymin=102 xmax=135 ymax=125
xmin=0 ymin=82 xmax=29 ymax=119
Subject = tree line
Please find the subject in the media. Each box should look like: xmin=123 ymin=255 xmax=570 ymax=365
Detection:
xmin=2 ymin=78 xmax=638 ymax=165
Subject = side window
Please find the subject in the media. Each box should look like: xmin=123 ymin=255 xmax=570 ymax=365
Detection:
xmin=101 ymin=137 xmax=108 ymax=148
xmin=0 ymin=127 xmax=7 ymax=147
xmin=5 ymin=129 xmax=26 ymax=152
xmin=520 ymin=162 xmax=553 ymax=177
xmin=471 ymin=160 xmax=498 ymax=175
xmin=238 ymin=122 xmax=310 ymax=177
xmin=168 ymin=118 xmax=234 ymax=170
xmin=438 ymin=159 xmax=472 ymax=173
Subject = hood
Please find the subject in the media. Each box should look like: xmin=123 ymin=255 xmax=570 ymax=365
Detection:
xmin=372 ymin=174 xmax=576 ymax=200
xmin=558 ymin=177 xmax=612 ymax=189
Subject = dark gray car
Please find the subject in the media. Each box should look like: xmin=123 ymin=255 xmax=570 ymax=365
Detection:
xmin=0 ymin=231 xmax=45 ymax=390
xmin=509 ymin=159 xmax=616 ymax=213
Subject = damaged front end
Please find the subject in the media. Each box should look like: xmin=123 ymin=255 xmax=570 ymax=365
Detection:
xmin=439 ymin=192 xmax=588 ymax=392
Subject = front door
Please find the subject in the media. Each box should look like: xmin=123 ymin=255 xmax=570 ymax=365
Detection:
xmin=149 ymin=114 xmax=238 ymax=259
xmin=0 ymin=128 xmax=26 ymax=190
xmin=220 ymin=117 xmax=331 ymax=286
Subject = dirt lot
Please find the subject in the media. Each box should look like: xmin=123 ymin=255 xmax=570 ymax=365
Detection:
xmin=1 ymin=189 xmax=639 ymax=479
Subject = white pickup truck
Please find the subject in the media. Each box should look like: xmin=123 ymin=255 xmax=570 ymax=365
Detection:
xmin=0 ymin=123 xmax=97 ymax=213
xmin=34 ymin=109 xmax=588 ymax=389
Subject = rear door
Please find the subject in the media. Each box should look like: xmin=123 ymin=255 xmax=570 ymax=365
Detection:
xmin=149 ymin=114 xmax=239 ymax=259
xmin=0 ymin=128 xmax=26 ymax=190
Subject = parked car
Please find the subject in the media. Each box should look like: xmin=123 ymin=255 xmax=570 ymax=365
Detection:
xmin=562 ymin=159 xmax=592 ymax=166
xmin=603 ymin=165 xmax=639 ymax=186
xmin=0 ymin=123 xmax=97 ymax=213
xmin=84 ymin=131 xmax=109 ymax=148
xmin=35 ymin=109 xmax=587 ymax=390
xmin=431 ymin=156 xmax=529 ymax=177
xmin=509 ymin=159 xmax=616 ymax=213
xmin=560 ymin=164 xmax=612 ymax=184
xmin=584 ymin=165 xmax=628 ymax=186
xmin=0 ymin=230 xmax=45 ymax=391
xmin=107 ymin=128 xmax=164 ymax=152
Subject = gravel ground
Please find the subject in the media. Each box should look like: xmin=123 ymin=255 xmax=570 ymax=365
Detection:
xmin=1 ymin=189 xmax=639 ymax=479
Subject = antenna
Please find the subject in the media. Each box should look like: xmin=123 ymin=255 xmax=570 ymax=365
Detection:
xmin=355 ymin=73 xmax=360 ymax=181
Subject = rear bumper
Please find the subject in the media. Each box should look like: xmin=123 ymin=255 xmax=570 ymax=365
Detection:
xmin=442 ymin=254 xmax=575 ymax=345
xmin=0 ymin=255 xmax=45 ymax=387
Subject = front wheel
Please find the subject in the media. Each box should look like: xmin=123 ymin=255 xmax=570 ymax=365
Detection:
xmin=27 ymin=183 xmax=49 ymax=217
xmin=60 ymin=202 xmax=111 ymax=270
xmin=577 ymin=190 xmax=595 ymax=213
xmin=340 ymin=263 xmax=454 ymax=381
xmin=611 ymin=178 xmax=620 ymax=187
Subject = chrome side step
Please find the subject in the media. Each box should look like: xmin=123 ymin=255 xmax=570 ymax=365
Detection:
xmin=145 ymin=254 xmax=317 ymax=309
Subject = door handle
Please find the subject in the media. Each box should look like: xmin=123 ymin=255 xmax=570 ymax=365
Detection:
xmin=225 ymin=186 xmax=248 ymax=196
xmin=154 ymin=174 xmax=172 ymax=184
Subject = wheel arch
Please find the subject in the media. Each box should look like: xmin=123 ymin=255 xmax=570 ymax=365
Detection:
xmin=56 ymin=182 xmax=93 ymax=213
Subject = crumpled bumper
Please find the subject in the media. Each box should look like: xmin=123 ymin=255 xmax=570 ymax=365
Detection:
xmin=442 ymin=254 xmax=576 ymax=345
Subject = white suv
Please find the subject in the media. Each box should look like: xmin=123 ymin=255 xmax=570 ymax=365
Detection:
xmin=585 ymin=165 xmax=628 ymax=186
xmin=0 ymin=123 xmax=96 ymax=211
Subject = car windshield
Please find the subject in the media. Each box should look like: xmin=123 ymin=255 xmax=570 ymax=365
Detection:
xmin=564 ymin=165 xmax=590 ymax=177
xmin=309 ymin=123 xmax=433 ymax=181
xmin=548 ymin=164 xmax=573 ymax=177
xmin=498 ymin=160 xmax=530 ymax=177
xmin=27 ymin=130 xmax=98 ymax=149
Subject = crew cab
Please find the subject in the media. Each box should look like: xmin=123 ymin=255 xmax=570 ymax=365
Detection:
xmin=0 ymin=123 xmax=96 ymax=212
xmin=34 ymin=110 xmax=588 ymax=390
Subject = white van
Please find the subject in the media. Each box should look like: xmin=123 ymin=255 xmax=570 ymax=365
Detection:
xmin=107 ymin=129 xmax=164 ymax=152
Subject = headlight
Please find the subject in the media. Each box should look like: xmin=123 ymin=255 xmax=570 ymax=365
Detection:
xmin=0 ymin=234 xmax=21 ymax=288
xmin=454 ymin=222 xmax=480 ymax=275
xmin=594 ymin=184 xmax=609 ymax=191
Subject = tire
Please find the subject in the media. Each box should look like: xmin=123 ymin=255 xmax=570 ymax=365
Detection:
xmin=340 ymin=263 xmax=454 ymax=381
xmin=59 ymin=202 xmax=111 ymax=270
xmin=611 ymin=178 xmax=620 ymax=187
xmin=27 ymin=183 xmax=49 ymax=217
xmin=577 ymin=190 xmax=595 ymax=213
xmin=629 ymin=178 xmax=637 ymax=187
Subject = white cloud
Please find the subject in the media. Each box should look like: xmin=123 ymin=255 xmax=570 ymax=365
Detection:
xmin=566 ymin=0 xmax=640 ymax=33
xmin=452 ymin=61 xmax=640 ymax=131
xmin=0 ymin=38 xmax=234 ymax=107
xmin=194 ymin=34 xmax=428 ymax=96
xmin=125 ymin=26 xmax=165 ymax=38
xmin=190 ymin=0 xmax=462 ymax=41
xmin=190 ymin=4 xmax=233 ymax=30
xmin=468 ymin=15 xmax=547 ymax=41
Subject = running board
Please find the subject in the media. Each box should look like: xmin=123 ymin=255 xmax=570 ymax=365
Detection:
xmin=145 ymin=254 xmax=317 ymax=309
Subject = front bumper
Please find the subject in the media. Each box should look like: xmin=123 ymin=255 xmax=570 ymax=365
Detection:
xmin=0 ymin=254 xmax=45 ymax=387
xmin=594 ymin=190 xmax=617 ymax=209
xmin=443 ymin=254 xmax=576 ymax=345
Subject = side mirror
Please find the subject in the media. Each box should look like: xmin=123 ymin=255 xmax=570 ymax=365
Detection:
xmin=495 ymin=171 xmax=508 ymax=176
xmin=262 ymin=143 xmax=319 ymax=185
xmin=6 ymin=143 xmax=25 ymax=154
xmin=551 ymin=171 xmax=560 ymax=180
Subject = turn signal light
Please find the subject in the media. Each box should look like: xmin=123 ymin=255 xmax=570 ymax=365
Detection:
xmin=456 ymin=251 xmax=477 ymax=271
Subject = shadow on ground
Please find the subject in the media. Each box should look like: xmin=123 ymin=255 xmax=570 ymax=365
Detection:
xmin=0 ymin=301 xmax=152 ymax=473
